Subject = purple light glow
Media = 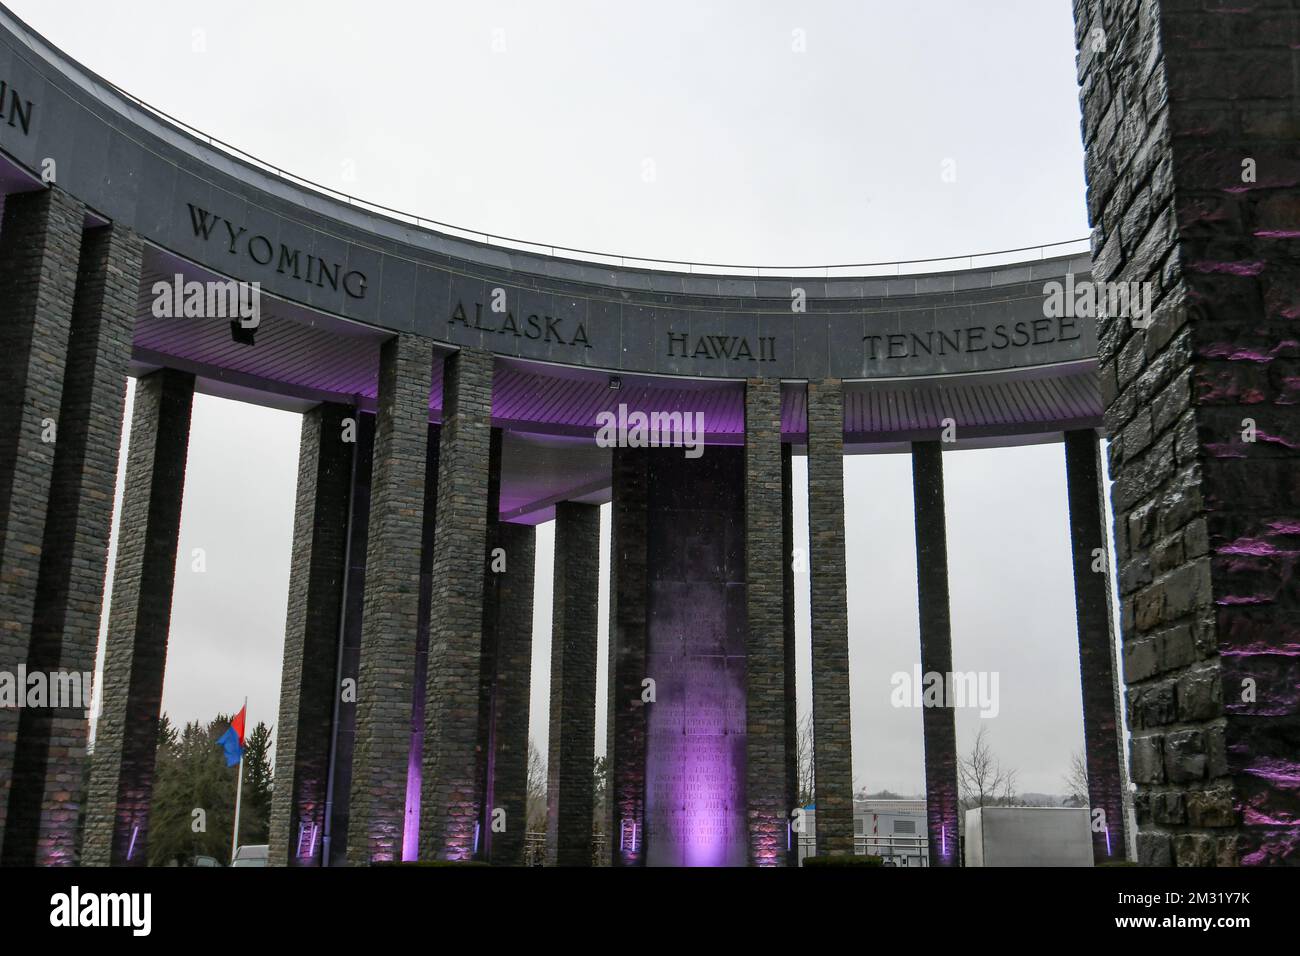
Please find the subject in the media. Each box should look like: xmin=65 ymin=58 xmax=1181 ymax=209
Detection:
xmin=643 ymin=646 xmax=747 ymax=866
xmin=127 ymin=825 xmax=139 ymax=862
xmin=1219 ymin=537 xmax=1290 ymax=556
xmin=401 ymin=741 xmax=421 ymax=861
xmin=682 ymin=735 xmax=740 ymax=867
xmin=1188 ymin=259 xmax=1266 ymax=277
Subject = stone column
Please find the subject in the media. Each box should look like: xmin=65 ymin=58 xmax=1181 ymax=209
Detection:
xmin=781 ymin=441 xmax=799 ymax=866
xmin=744 ymin=379 xmax=789 ymax=866
xmin=1064 ymin=429 xmax=1130 ymax=864
xmin=404 ymin=422 xmax=441 ymax=861
xmin=323 ymin=412 xmax=376 ymax=867
xmin=0 ymin=187 xmax=84 ymax=853
xmin=1073 ymin=0 xmax=1300 ymax=865
xmin=911 ymin=441 xmax=960 ymax=866
xmin=806 ymin=379 xmax=854 ymax=856
xmin=421 ymin=347 xmax=495 ymax=861
xmin=475 ymin=428 xmax=503 ymax=861
xmin=3 ymin=224 xmax=142 ymax=867
xmin=607 ymin=446 xmax=648 ymax=866
xmin=546 ymin=501 xmax=601 ymax=866
xmin=82 ymin=368 xmax=194 ymax=866
xmin=486 ymin=520 xmax=536 ymax=866
xmin=346 ymin=335 xmax=434 ymax=865
xmin=268 ymin=403 xmax=353 ymax=867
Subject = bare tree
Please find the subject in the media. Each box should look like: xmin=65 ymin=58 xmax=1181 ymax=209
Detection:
xmin=795 ymin=711 xmax=815 ymax=806
xmin=958 ymin=726 xmax=1016 ymax=811
xmin=999 ymin=767 xmax=1018 ymax=807
xmin=1062 ymin=750 xmax=1089 ymax=807
xmin=526 ymin=738 xmax=547 ymax=832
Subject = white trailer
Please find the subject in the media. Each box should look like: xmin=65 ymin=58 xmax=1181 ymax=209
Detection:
xmin=964 ymin=807 xmax=1092 ymax=867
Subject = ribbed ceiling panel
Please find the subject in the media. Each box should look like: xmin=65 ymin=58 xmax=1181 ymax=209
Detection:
xmin=843 ymin=366 xmax=1100 ymax=439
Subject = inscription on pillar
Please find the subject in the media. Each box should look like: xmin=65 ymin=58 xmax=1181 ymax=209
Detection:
xmin=643 ymin=448 xmax=747 ymax=867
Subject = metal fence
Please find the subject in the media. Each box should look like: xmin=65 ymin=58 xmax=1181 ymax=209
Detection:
xmin=522 ymin=831 xmax=927 ymax=866
xmin=795 ymin=834 xmax=930 ymax=867
xmin=523 ymin=831 xmax=609 ymax=866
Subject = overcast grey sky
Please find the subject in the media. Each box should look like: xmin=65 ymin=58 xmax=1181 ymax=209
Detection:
xmin=17 ymin=0 xmax=1102 ymax=796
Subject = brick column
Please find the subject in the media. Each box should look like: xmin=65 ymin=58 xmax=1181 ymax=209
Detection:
xmin=474 ymin=428 xmax=504 ymax=861
xmin=744 ymin=379 xmax=789 ymax=866
xmin=781 ymin=441 xmax=800 ymax=865
xmin=421 ymin=347 xmax=495 ymax=860
xmin=403 ymin=422 xmax=440 ymax=861
xmin=346 ymin=335 xmax=434 ymax=865
xmin=268 ymin=403 xmax=353 ymax=867
xmin=3 ymin=224 xmax=142 ymax=866
xmin=0 ymin=187 xmax=84 ymax=852
xmin=82 ymin=368 xmax=194 ymax=866
xmin=1073 ymin=0 xmax=1300 ymax=865
xmin=1064 ymin=429 xmax=1131 ymax=864
xmin=486 ymin=520 xmax=535 ymax=866
xmin=806 ymin=379 xmax=854 ymax=856
xmin=546 ymin=501 xmax=601 ymax=866
xmin=911 ymin=441 xmax=960 ymax=866
xmin=323 ymin=412 xmax=376 ymax=866
xmin=607 ymin=447 xmax=648 ymax=865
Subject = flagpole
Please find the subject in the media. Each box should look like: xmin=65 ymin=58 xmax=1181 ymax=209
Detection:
xmin=231 ymin=696 xmax=246 ymax=865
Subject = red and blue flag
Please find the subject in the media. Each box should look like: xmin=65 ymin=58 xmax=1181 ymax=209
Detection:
xmin=217 ymin=705 xmax=246 ymax=767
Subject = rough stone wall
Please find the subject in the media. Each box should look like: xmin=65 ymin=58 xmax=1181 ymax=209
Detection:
xmin=347 ymin=335 xmax=433 ymax=865
xmin=911 ymin=441 xmax=961 ymax=866
xmin=546 ymin=501 xmax=601 ymax=866
xmin=3 ymin=224 xmax=141 ymax=866
xmin=744 ymin=379 xmax=789 ymax=866
xmin=421 ymin=347 xmax=494 ymax=861
xmin=268 ymin=403 xmax=352 ymax=867
xmin=81 ymin=369 xmax=194 ymax=866
xmin=1073 ymin=0 xmax=1300 ymax=865
xmin=806 ymin=379 xmax=854 ymax=856
xmin=0 ymin=187 xmax=84 ymax=852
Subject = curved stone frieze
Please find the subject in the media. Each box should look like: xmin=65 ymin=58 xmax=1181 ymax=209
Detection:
xmin=0 ymin=7 xmax=1098 ymax=389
